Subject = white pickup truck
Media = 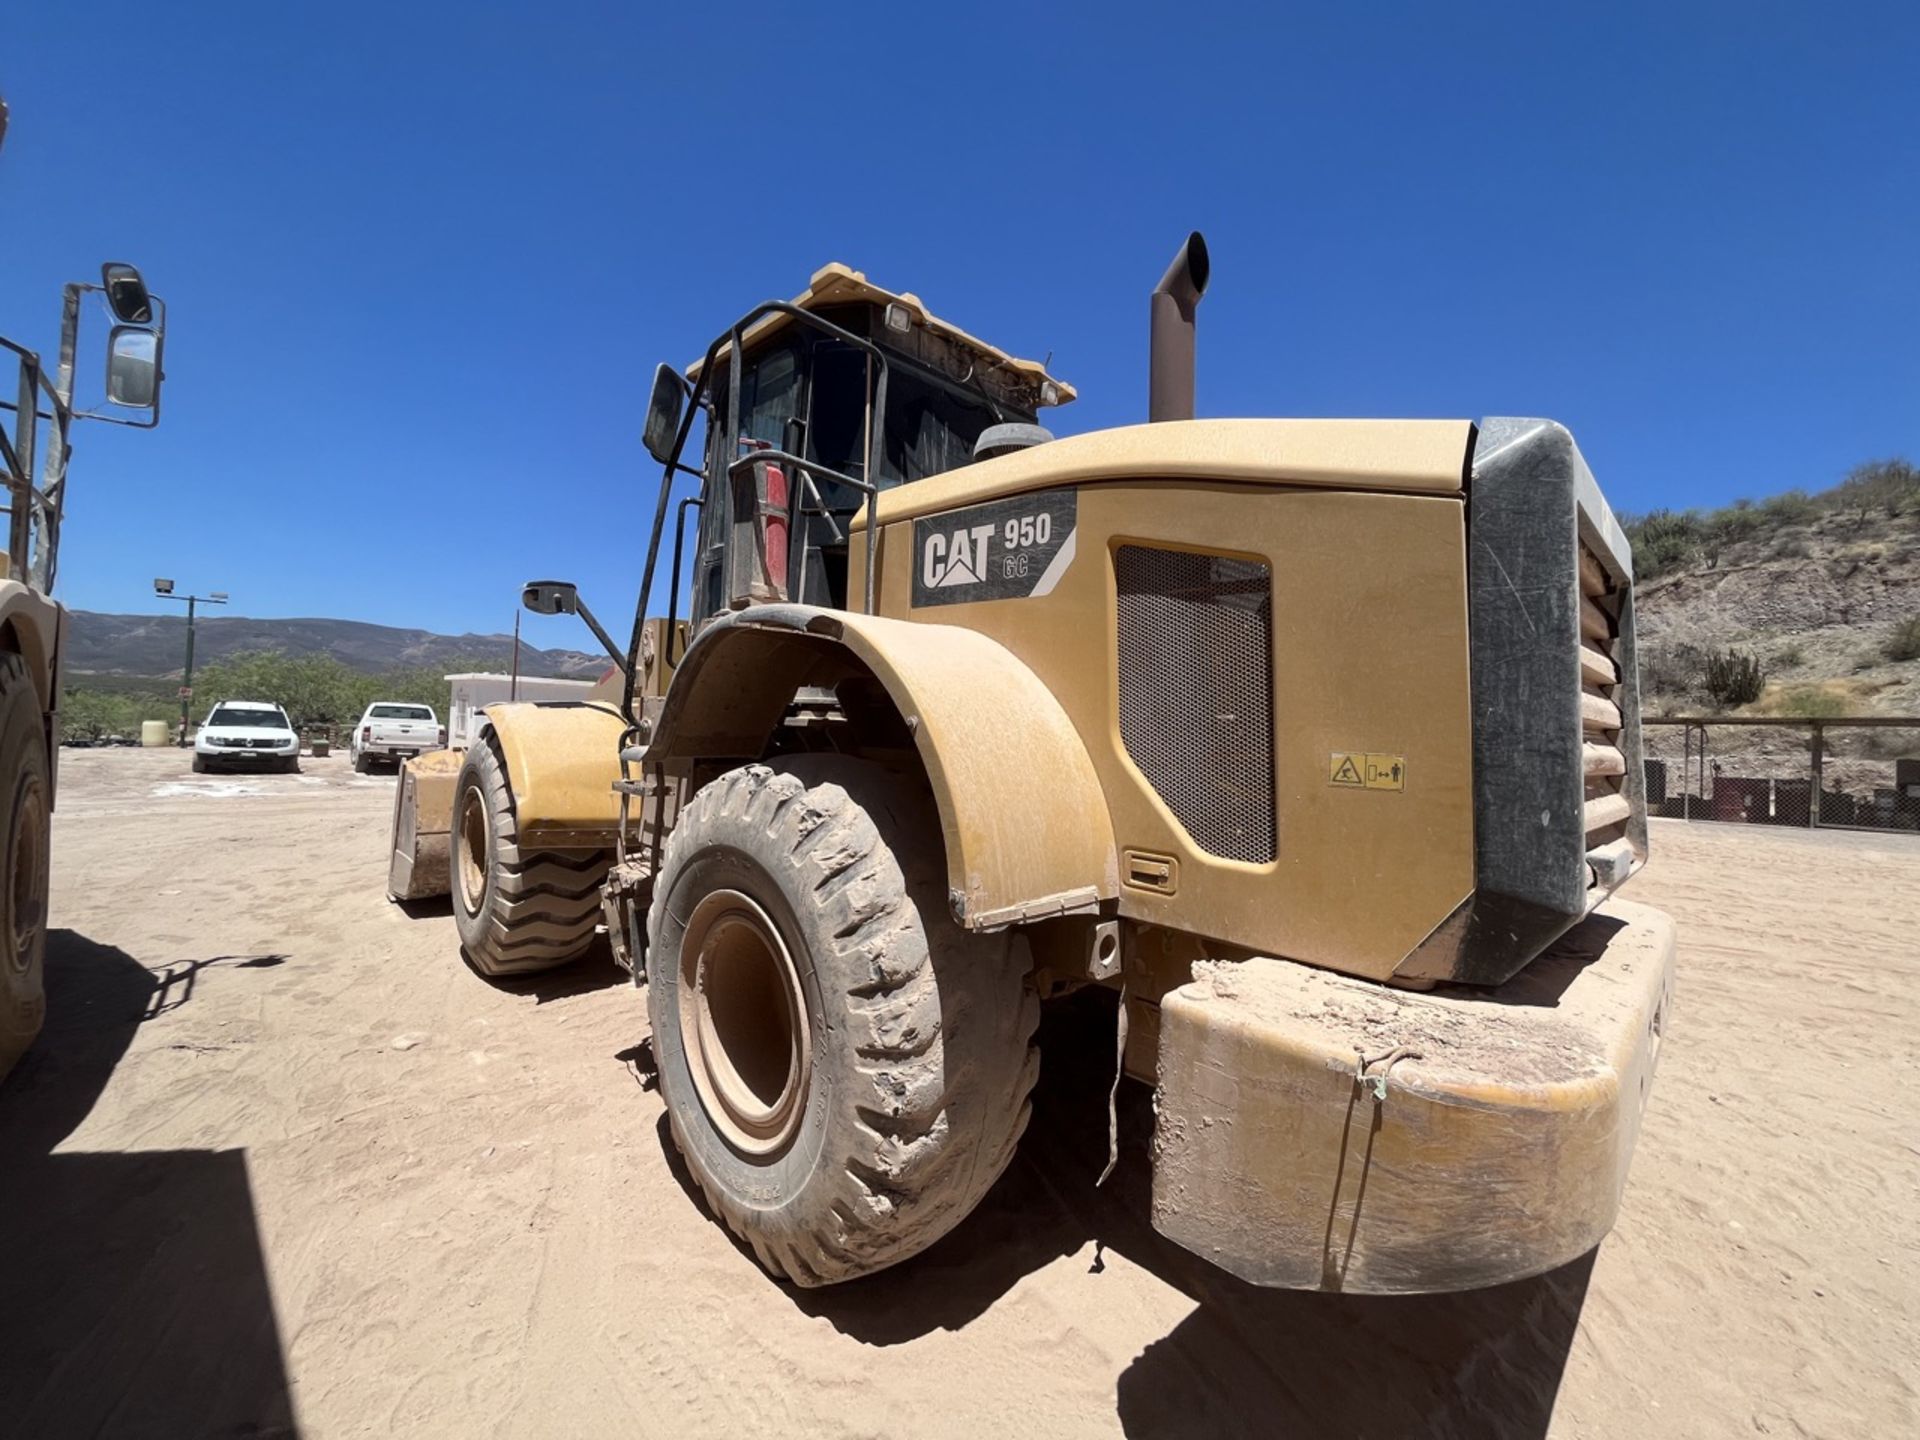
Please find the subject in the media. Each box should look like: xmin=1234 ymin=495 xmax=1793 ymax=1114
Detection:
xmin=351 ymin=702 xmax=445 ymax=772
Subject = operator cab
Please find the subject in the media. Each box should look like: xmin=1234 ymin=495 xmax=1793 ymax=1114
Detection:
xmin=659 ymin=265 xmax=1074 ymax=626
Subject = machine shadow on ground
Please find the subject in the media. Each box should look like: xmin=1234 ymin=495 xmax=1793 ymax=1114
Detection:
xmin=390 ymin=895 xmax=631 ymax=1005
xmin=0 ymin=931 xmax=299 ymax=1438
xmin=493 ymin=941 xmax=630 ymax=1003
xmin=659 ymin=989 xmax=1591 ymax=1440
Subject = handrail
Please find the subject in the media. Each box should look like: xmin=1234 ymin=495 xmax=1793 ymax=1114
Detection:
xmin=723 ymin=446 xmax=877 ymax=612
xmin=663 ymin=494 xmax=704 ymax=667
xmin=620 ymin=298 xmax=893 ymax=730
xmin=719 ymin=302 xmax=887 ymax=623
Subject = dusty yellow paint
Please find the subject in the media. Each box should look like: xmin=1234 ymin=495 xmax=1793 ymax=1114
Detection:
xmin=386 ymin=749 xmax=463 ymax=900
xmin=485 ymin=701 xmax=626 ymax=841
xmin=860 ymin=467 xmax=1476 ymax=981
xmin=647 ymin=608 xmax=1118 ymax=927
xmin=857 ymin=418 xmax=1473 ymax=536
xmin=826 ymin=610 xmax=1116 ymax=925
xmin=1150 ymin=898 xmax=1677 ymax=1293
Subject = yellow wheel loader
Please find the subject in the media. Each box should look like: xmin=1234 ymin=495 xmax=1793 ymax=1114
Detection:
xmin=389 ymin=236 xmax=1675 ymax=1293
xmin=2 ymin=96 xmax=170 ymax=1081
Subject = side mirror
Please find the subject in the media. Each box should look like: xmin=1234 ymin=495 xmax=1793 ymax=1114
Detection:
xmin=521 ymin=578 xmax=625 ymax=667
xmin=643 ymin=364 xmax=685 ymax=466
xmin=105 ymin=326 xmax=161 ymax=409
xmin=101 ymin=262 xmax=154 ymax=325
xmin=522 ymin=580 xmax=580 ymax=616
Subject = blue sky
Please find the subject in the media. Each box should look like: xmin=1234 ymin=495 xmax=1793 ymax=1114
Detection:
xmin=5 ymin=2 xmax=1914 ymax=645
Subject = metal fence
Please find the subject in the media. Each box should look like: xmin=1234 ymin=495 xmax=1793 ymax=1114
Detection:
xmin=1643 ymin=717 xmax=1920 ymax=834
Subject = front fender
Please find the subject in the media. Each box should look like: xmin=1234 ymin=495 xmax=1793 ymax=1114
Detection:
xmin=649 ymin=606 xmax=1118 ymax=928
xmin=483 ymin=700 xmax=626 ymax=845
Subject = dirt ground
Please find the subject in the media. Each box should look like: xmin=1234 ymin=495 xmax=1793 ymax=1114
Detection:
xmin=1 ymin=748 xmax=1914 ymax=1438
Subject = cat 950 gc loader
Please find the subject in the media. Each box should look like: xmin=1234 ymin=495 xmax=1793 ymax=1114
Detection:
xmin=388 ymin=235 xmax=1675 ymax=1294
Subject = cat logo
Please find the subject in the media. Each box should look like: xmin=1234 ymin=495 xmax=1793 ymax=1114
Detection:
xmin=922 ymin=522 xmax=995 ymax=589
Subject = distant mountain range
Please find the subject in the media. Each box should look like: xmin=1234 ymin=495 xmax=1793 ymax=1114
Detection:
xmin=64 ymin=611 xmax=604 ymax=682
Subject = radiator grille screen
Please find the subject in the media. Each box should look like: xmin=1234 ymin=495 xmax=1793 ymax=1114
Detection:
xmin=1115 ymin=545 xmax=1276 ymax=863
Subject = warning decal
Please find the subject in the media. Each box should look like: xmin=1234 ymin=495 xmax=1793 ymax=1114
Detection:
xmin=1329 ymin=752 xmax=1406 ymax=791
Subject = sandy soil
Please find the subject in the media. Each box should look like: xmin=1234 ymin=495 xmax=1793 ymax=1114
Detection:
xmin=1 ymin=747 xmax=1914 ymax=1438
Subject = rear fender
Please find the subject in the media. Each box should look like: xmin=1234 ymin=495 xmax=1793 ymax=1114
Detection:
xmin=647 ymin=605 xmax=1118 ymax=928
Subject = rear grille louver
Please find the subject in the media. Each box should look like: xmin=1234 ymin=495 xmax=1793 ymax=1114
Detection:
xmin=1115 ymin=545 xmax=1276 ymax=864
xmin=1579 ymin=544 xmax=1634 ymax=889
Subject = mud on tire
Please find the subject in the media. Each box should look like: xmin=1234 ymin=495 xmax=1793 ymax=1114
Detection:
xmin=0 ymin=651 xmax=51 ymax=1080
xmin=450 ymin=735 xmax=610 ymax=977
xmin=646 ymin=757 xmax=1040 ymax=1287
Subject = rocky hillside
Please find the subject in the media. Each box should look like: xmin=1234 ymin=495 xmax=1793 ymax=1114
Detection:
xmin=1625 ymin=466 xmax=1920 ymax=817
xmin=65 ymin=611 xmax=602 ymax=683
xmin=1632 ymin=505 xmax=1920 ymax=719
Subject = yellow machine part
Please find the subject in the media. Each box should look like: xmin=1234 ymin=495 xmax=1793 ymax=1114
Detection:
xmin=645 ymin=606 xmax=1118 ymax=928
xmin=387 ymin=748 xmax=463 ymax=901
xmin=1149 ymin=897 xmax=1676 ymax=1294
xmin=483 ymin=700 xmax=626 ymax=843
xmin=852 ymin=420 xmax=1478 ymax=980
xmin=386 ymin=702 xmax=626 ymax=901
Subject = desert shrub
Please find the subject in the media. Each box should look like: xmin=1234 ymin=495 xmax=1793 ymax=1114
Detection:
xmin=1770 ymin=537 xmax=1812 ymax=561
xmin=1704 ymin=506 xmax=1762 ymax=548
xmin=1770 ymin=686 xmax=1848 ymax=719
xmin=1887 ymin=618 xmax=1920 ymax=664
xmin=1641 ymin=641 xmax=1706 ymax=699
xmin=1702 ymin=647 xmax=1765 ymax=707
xmin=1834 ymin=458 xmax=1920 ymax=521
xmin=1761 ymin=489 xmax=1820 ymax=526
xmin=60 ymin=688 xmax=159 ymax=743
xmin=1628 ymin=509 xmax=1705 ymax=579
xmin=1774 ymin=643 xmax=1805 ymax=668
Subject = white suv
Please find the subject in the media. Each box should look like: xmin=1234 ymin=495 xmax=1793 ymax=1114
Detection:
xmin=193 ymin=699 xmax=300 ymax=774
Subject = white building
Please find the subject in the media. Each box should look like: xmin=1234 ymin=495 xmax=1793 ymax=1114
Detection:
xmin=444 ymin=671 xmax=600 ymax=750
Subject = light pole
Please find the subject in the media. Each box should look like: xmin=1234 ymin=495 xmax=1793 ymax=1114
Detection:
xmin=154 ymin=579 xmax=227 ymax=746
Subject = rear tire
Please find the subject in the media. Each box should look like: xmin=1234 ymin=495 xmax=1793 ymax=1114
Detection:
xmin=449 ymin=735 xmax=610 ymax=976
xmin=353 ymin=749 xmax=369 ymax=774
xmin=0 ymin=652 xmax=51 ymax=1082
xmin=646 ymin=757 xmax=1040 ymax=1287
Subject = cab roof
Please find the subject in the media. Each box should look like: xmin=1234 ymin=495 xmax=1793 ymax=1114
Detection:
xmin=687 ymin=262 xmax=1076 ymax=408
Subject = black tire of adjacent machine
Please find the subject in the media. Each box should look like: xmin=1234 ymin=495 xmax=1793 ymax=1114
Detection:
xmin=646 ymin=756 xmax=1040 ymax=1287
xmin=449 ymin=735 xmax=610 ymax=977
xmin=0 ymin=652 xmax=52 ymax=1080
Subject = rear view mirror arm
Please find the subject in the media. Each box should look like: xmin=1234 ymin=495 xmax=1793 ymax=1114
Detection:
xmin=570 ymin=594 xmax=628 ymax=672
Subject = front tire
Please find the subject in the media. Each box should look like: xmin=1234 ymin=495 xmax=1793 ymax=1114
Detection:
xmin=191 ymin=754 xmax=208 ymax=774
xmin=647 ymin=758 xmax=1040 ymax=1287
xmin=0 ymin=652 xmax=51 ymax=1081
xmin=449 ymin=736 xmax=610 ymax=976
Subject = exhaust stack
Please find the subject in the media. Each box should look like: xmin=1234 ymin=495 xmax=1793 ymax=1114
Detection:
xmin=1149 ymin=231 xmax=1210 ymax=422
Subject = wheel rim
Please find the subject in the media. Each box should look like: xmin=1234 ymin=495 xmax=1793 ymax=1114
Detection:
xmin=8 ymin=773 xmax=46 ymax=976
xmin=456 ymin=784 xmax=489 ymax=916
xmin=678 ymin=888 xmax=811 ymax=1157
